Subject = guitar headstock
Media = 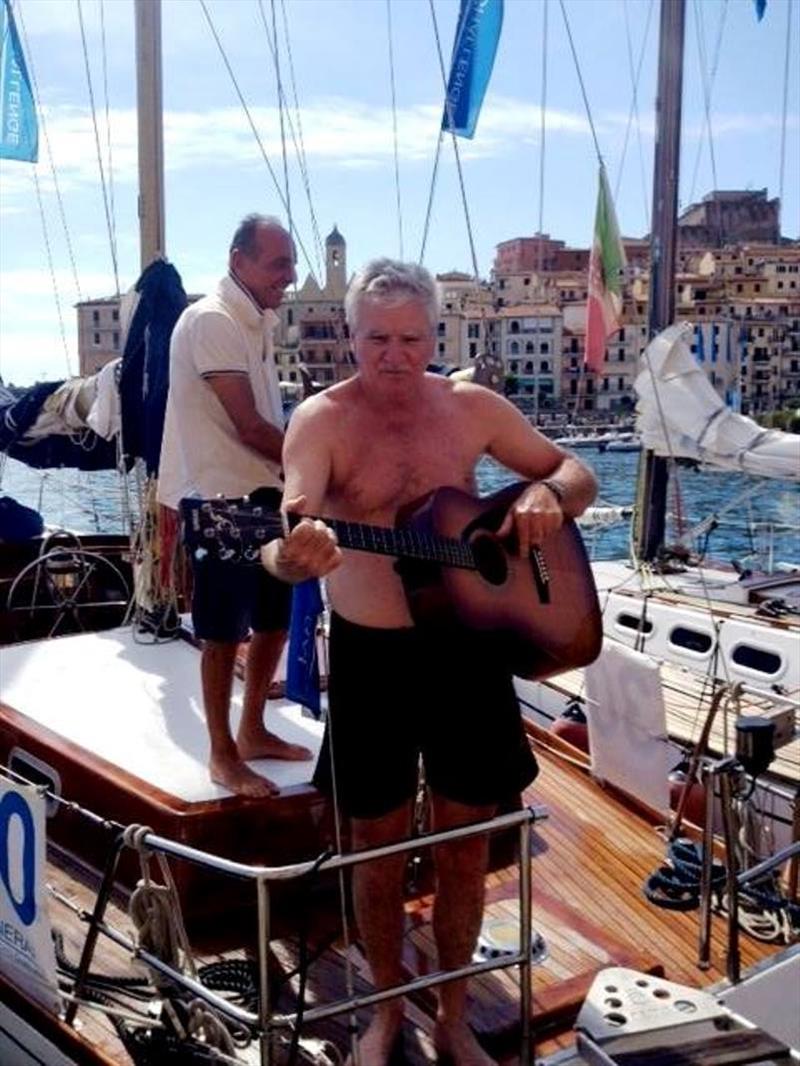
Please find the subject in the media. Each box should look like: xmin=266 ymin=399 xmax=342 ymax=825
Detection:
xmin=179 ymin=496 xmax=282 ymax=563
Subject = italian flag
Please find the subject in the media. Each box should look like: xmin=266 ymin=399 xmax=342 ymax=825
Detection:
xmin=585 ymin=164 xmax=626 ymax=372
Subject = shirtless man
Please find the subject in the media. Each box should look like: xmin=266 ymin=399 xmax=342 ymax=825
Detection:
xmin=264 ymin=259 xmax=597 ymax=1065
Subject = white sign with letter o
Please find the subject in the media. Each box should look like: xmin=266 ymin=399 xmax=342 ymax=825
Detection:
xmin=0 ymin=778 xmax=60 ymax=1011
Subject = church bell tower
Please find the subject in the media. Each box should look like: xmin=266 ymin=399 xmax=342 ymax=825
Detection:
xmin=325 ymin=224 xmax=346 ymax=296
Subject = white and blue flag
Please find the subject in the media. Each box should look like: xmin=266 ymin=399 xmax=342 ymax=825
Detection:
xmin=286 ymin=579 xmax=324 ymax=718
xmin=441 ymin=0 xmax=503 ymax=140
xmin=1 ymin=0 xmax=38 ymax=162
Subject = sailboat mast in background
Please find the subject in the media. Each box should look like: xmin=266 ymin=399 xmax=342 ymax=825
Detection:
xmin=135 ymin=0 xmax=165 ymax=270
xmin=634 ymin=0 xmax=685 ymax=562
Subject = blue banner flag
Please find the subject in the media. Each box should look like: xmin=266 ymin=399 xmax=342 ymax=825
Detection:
xmin=441 ymin=0 xmax=503 ymax=139
xmin=285 ymin=579 xmax=324 ymax=718
xmin=1 ymin=0 xmax=38 ymax=162
xmin=754 ymin=0 xmax=767 ymax=20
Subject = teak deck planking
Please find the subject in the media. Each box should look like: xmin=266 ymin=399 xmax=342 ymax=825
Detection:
xmin=542 ymin=657 xmax=800 ymax=787
xmin=11 ymin=734 xmax=787 ymax=1066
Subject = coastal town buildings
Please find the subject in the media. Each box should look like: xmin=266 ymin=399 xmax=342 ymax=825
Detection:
xmin=76 ymin=297 xmax=124 ymax=377
xmin=273 ymin=225 xmax=354 ymax=396
xmin=74 ymin=191 xmax=799 ymax=419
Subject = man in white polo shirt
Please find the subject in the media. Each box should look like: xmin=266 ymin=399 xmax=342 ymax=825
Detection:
xmin=158 ymin=214 xmax=311 ymax=798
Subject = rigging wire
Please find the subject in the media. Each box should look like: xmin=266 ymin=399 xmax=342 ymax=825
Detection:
xmin=98 ymin=0 xmax=118 ymax=266
xmin=14 ymin=1 xmax=84 ymax=305
xmin=778 ymin=0 xmax=794 ymax=219
xmin=259 ymin=0 xmax=292 ymax=234
xmin=537 ymin=0 xmax=549 ymax=248
xmin=531 ymin=0 xmax=549 ymax=423
xmin=76 ymin=0 xmax=120 ymax=296
xmin=31 ymin=169 xmax=74 ymax=376
xmin=418 ymin=135 xmax=444 ymax=265
xmin=386 ymin=0 xmax=405 ymax=259
xmin=687 ymin=0 xmax=727 ymax=213
xmin=426 ymin=0 xmax=480 ymax=280
xmin=278 ymin=0 xmax=325 ymax=277
xmin=615 ymin=0 xmax=655 ymax=230
xmin=557 ymin=0 xmax=605 ymax=167
xmin=197 ymin=0 xmax=317 ymax=280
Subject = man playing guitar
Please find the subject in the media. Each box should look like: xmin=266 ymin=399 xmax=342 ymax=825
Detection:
xmin=263 ymin=258 xmax=597 ymax=1066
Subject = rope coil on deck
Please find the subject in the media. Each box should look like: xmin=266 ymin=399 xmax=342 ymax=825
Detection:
xmin=126 ymin=823 xmax=197 ymax=984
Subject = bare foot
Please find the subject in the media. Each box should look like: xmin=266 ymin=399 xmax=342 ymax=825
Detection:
xmin=210 ymin=754 xmax=279 ymax=798
xmin=346 ymin=1009 xmax=403 ymax=1066
xmin=237 ymin=727 xmax=312 ymax=762
xmin=434 ymin=1019 xmax=495 ymax=1066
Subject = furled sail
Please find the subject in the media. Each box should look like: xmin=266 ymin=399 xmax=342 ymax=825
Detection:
xmin=635 ymin=322 xmax=799 ymax=481
xmin=0 ymin=260 xmax=186 ymax=474
xmin=0 ymin=372 xmax=120 ymax=470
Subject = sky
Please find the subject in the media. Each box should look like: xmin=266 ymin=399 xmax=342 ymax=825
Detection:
xmin=0 ymin=0 xmax=798 ymax=386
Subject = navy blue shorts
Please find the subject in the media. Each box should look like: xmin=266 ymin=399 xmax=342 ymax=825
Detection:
xmin=313 ymin=614 xmax=538 ymax=819
xmin=189 ymin=488 xmax=291 ymax=643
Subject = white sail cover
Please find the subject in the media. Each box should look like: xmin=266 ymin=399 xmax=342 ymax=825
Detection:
xmin=635 ymin=323 xmax=800 ymax=481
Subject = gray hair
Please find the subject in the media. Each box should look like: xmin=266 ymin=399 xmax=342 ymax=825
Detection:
xmin=345 ymin=258 xmax=439 ymax=331
xmin=229 ymin=214 xmax=285 ymax=258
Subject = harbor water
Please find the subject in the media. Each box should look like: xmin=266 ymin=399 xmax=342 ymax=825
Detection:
xmin=1 ymin=450 xmax=798 ymax=569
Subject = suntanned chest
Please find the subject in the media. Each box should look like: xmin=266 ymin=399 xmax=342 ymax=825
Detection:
xmin=328 ymin=404 xmax=479 ymax=523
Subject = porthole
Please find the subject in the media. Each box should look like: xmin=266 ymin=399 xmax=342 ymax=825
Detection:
xmin=616 ymin=613 xmax=653 ymax=634
xmin=669 ymin=627 xmax=713 ymax=654
xmin=731 ymin=644 xmax=782 ymax=676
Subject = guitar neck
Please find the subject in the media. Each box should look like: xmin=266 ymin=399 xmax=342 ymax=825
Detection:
xmin=304 ymin=514 xmax=476 ymax=570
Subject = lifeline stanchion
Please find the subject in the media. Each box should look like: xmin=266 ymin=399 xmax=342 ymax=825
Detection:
xmin=61 ymin=804 xmax=548 ymax=1066
xmin=64 ymin=830 xmax=126 ymax=1027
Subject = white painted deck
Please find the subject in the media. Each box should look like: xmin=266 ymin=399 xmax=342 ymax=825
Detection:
xmin=0 ymin=628 xmax=323 ymax=803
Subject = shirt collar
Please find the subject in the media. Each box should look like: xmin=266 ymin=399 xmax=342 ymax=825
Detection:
xmin=220 ymin=272 xmax=279 ymax=330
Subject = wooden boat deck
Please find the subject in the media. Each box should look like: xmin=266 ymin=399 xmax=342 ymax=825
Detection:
xmin=10 ymin=734 xmax=786 ymax=1065
xmin=533 ymin=657 xmax=800 ymax=788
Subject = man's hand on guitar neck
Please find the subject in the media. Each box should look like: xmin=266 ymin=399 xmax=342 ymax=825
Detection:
xmin=496 ymin=480 xmax=565 ymax=559
xmin=261 ymin=495 xmax=342 ymax=584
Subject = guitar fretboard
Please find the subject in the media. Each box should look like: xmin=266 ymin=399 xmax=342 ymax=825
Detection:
xmin=317 ymin=516 xmax=476 ymax=570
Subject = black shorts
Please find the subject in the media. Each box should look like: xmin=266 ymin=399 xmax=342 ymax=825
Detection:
xmin=189 ymin=488 xmax=291 ymax=643
xmin=313 ymin=614 xmax=538 ymax=819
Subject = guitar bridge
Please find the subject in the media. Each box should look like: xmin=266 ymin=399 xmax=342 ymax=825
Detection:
xmin=531 ymin=547 xmax=550 ymax=604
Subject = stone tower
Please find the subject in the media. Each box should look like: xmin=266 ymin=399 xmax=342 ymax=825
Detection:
xmin=325 ymin=224 xmax=346 ymax=296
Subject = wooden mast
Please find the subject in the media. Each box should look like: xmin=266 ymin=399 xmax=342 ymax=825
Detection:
xmin=633 ymin=0 xmax=685 ymax=561
xmin=134 ymin=0 xmax=165 ymax=271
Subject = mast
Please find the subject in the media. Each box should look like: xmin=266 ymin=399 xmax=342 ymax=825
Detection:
xmin=134 ymin=0 xmax=165 ymax=270
xmin=633 ymin=0 xmax=685 ymax=561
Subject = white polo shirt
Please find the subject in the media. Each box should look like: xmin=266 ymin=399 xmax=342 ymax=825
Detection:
xmin=157 ymin=274 xmax=285 ymax=509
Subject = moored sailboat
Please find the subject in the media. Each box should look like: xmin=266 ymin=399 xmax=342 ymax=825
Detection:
xmin=1 ymin=0 xmax=798 ymax=1064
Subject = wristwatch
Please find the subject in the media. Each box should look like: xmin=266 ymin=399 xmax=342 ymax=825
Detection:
xmin=540 ymin=478 xmax=567 ymax=504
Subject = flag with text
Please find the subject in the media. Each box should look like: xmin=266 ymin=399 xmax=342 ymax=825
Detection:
xmin=1 ymin=0 xmax=38 ymax=162
xmin=441 ymin=0 xmax=503 ymax=139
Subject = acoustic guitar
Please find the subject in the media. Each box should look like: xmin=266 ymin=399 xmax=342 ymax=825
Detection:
xmin=181 ymin=480 xmax=602 ymax=681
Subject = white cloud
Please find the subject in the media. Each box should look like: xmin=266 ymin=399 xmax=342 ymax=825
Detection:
xmin=0 ymin=95 xmax=596 ymax=211
xmin=3 ymin=94 xmax=794 ymax=221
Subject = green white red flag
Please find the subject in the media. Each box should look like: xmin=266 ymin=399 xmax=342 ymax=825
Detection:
xmin=585 ymin=164 xmax=626 ymax=372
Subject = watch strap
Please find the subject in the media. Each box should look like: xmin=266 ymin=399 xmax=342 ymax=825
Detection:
xmin=540 ymin=477 xmax=567 ymax=504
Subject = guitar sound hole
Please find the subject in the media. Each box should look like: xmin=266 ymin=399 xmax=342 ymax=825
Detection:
xmin=470 ymin=533 xmax=508 ymax=586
